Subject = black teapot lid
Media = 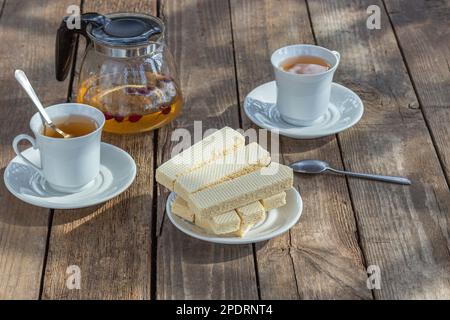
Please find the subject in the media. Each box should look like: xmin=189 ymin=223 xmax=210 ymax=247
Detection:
xmin=56 ymin=12 xmax=164 ymax=81
xmin=88 ymin=13 xmax=163 ymax=46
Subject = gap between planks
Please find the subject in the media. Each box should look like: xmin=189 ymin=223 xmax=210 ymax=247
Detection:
xmin=151 ymin=0 xmax=163 ymax=301
xmin=151 ymin=0 xmax=161 ymax=301
xmin=0 ymin=0 xmax=6 ymax=18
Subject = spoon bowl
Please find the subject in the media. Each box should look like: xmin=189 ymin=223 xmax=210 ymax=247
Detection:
xmin=289 ymin=160 xmax=329 ymax=174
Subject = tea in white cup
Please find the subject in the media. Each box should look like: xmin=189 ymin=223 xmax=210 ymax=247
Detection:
xmin=271 ymin=44 xmax=340 ymax=126
xmin=12 ymin=103 xmax=105 ymax=192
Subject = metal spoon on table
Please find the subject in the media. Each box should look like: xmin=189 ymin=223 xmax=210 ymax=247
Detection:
xmin=14 ymin=69 xmax=72 ymax=139
xmin=289 ymin=160 xmax=411 ymax=185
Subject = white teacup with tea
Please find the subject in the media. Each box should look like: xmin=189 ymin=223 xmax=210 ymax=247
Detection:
xmin=12 ymin=103 xmax=105 ymax=192
xmin=271 ymin=44 xmax=340 ymax=126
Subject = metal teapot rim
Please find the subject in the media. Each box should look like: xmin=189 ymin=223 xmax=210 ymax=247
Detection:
xmin=86 ymin=12 xmax=166 ymax=58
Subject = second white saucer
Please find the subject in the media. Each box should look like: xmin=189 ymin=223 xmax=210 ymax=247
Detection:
xmin=4 ymin=142 xmax=136 ymax=209
xmin=244 ymin=81 xmax=364 ymax=139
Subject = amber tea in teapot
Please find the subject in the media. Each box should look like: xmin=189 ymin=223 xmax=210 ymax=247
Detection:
xmin=77 ymin=72 xmax=182 ymax=134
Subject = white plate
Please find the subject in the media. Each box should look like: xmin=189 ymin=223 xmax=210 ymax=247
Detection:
xmin=166 ymin=187 xmax=303 ymax=244
xmin=244 ymin=81 xmax=364 ymax=139
xmin=4 ymin=142 xmax=136 ymax=209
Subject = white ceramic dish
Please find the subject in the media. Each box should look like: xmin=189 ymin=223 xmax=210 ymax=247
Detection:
xmin=244 ymin=81 xmax=363 ymax=139
xmin=166 ymin=187 xmax=303 ymax=244
xmin=4 ymin=142 xmax=136 ymax=209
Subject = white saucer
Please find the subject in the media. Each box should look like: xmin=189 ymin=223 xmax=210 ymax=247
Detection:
xmin=166 ymin=187 xmax=303 ymax=244
xmin=244 ymin=81 xmax=364 ymax=139
xmin=4 ymin=142 xmax=136 ymax=209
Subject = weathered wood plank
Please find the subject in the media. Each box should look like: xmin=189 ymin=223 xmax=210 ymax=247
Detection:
xmin=80 ymin=0 xmax=156 ymax=14
xmin=42 ymin=0 xmax=156 ymax=300
xmin=156 ymin=0 xmax=258 ymax=299
xmin=309 ymin=0 xmax=450 ymax=299
xmin=0 ymin=0 xmax=77 ymax=300
xmin=230 ymin=0 xmax=372 ymax=299
xmin=384 ymin=0 xmax=450 ymax=180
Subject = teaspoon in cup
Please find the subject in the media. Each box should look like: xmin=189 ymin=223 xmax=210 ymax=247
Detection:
xmin=15 ymin=69 xmax=72 ymax=139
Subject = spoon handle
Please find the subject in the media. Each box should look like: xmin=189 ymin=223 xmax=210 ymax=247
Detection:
xmin=327 ymin=168 xmax=411 ymax=185
xmin=15 ymin=70 xmax=53 ymax=125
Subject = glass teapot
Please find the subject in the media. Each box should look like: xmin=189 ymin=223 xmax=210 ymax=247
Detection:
xmin=56 ymin=12 xmax=183 ymax=134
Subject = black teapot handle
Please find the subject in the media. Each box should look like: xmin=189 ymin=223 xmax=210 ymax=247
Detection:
xmin=55 ymin=13 xmax=109 ymax=81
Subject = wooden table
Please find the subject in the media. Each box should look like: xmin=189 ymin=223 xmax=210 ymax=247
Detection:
xmin=1 ymin=0 xmax=449 ymax=300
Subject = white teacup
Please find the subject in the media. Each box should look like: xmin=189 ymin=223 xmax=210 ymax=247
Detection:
xmin=12 ymin=103 xmax=105 ymax=193
xmin=271 ymin=44 xmax=340 ymax=126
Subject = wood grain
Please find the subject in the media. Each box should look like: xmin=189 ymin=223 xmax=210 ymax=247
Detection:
xmin=230 ymin=0 xmax=372 ymax=299
xmin=42 ymin=0 xmax=156 ymax=300
xmin=309 ymin=0 xmax=450 ymax=299
xmin=383 ymin=0 xmax=450 ymax=180
xmin=155 ymin=0 xmax=258 ymax=299
xmin=0 ymin=0 xmax=76 ymax=300
xmin=3 ymin=0 xmax=449 ymax=300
